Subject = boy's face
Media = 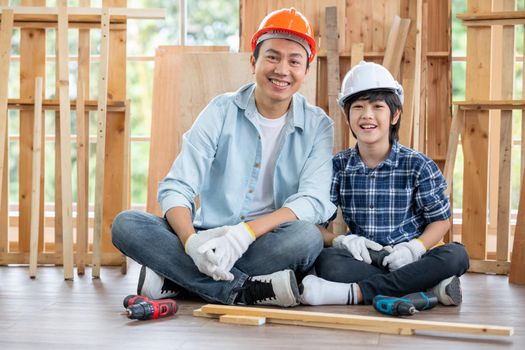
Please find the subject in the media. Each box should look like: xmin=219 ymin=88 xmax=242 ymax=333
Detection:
xmin=348 ymin=99 xmax=400 ymax=147
xmin=250 ymin=38 xmax=309 ymax=110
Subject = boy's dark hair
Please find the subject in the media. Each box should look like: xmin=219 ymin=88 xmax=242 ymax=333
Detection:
xmin=253 ymin=42 xmax=310 ymax=70
xmin=343 ymin=89 xmax=403 ymax=144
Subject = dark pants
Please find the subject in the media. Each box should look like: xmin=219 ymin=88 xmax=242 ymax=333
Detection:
xmin=314 ymin=242 xmax=469 ymax=304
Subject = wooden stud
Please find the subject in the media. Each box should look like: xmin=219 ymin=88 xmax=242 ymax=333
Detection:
xmin=0 ymin=10 xmax=13 ymax=243
xmin=469 ymin=259 xmax=510 ymax=275
xmin=57 ymin=1 xmax=74 ymax=280
xmin=443 ymin=108 xmax=464 ymax=198
xmin=382 ymin=16 xmax=411 ymax=80
xmin=75 ymin=0 xmax=90 ymax=275
xmin=19 ymin=0 xmax=46 ymax=255
xmin=200 ymin=304 xmax=513 ymax=336
xmin=28 ymin=77 xmax=43 ymax=278
xmin=348 ymin=43 xmax=364 ymax=149
xmin=0 ymin=123 xmax=7 ymax=255
xmin=120 ymin=100 xmax=131 ymax=274
xmin=495 ymin=0 xmax=516 ymax=263
xmin=219 ymin=315 xmax=266 ymax=326
xmin=510 ymin=165 xmax=525 ymax=283
xmin=92 ymin=7 xmax=110 ymax=278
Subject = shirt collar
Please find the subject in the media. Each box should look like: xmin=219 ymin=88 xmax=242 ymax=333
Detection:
xmin=345 ymin=140 xmax=400 ymax=172
xmin=233 ymin=83 xmax=305 ymax=132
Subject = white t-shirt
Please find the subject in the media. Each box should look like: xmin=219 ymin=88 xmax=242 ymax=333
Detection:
xmin=247 ymin=111 xmax=287 ymax=219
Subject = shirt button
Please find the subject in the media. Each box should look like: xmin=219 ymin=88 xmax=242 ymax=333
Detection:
xmin=240 ymin=216 xmax=246 ymax=220
xmin=369 ymin=204 xmax=374 ymax=209
xmin=248 ymin=189 xmax=254 ymax=193
xmin=254 ymin=163 xmax=261 ymax=168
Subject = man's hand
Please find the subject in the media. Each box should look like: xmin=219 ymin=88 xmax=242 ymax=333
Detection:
xmin=332 ymin=235 xmax=383 ymax=264
xmin=198 ymin=222 xmax=256 ymax=274
xmin=184 ymin=226 xmax=232 ymax=281
xmin=382 ymin=238 xmax=426 ymax=271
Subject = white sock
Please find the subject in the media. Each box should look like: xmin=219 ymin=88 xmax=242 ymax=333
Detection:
xmin=299 ymin=275 xmax=358 ymax=305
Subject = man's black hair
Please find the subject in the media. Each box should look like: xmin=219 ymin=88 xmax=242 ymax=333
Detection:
xmin=253 ymin=41 xmax=310 ymax=70
xmin=343 ymin=89 xmax=403 ymax=144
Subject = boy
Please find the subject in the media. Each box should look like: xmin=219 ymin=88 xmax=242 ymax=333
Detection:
xmin=300 ymin=61 xmax=469 ymax=306
xmin=112 ymin=8 xmax=335 ymax=308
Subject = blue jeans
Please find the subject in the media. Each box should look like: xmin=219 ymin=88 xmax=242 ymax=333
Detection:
xmin=315 ymin=242 xmax=469 ymax=304
xmin=111 ymin=210 xmax=323 ymax=304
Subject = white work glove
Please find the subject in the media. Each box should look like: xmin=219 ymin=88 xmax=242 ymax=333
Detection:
xmin=332 ymin=234 xmax=383 ymax=264
xmin=382 ymin=238 xmax=426 ymax=271
xmin=185 ymin=226 xmax=232 ymax=281
xmin=198 ymin=222 xmax=256 ymax=277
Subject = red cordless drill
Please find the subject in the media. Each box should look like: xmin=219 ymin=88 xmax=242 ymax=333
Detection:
xmin=123 ymin=295 xmax=178 ymax=320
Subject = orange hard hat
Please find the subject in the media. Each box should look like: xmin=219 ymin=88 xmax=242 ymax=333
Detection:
xmin=251 ymin=7 xmax=317 ymax=63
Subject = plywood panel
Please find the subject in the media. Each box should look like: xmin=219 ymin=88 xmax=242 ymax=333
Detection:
xmin=147 ymin=52 xmax=317 ymax=216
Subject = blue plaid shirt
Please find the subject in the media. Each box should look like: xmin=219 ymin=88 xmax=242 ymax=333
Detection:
xmin=329 ymin=141 xmax=450 ymax=245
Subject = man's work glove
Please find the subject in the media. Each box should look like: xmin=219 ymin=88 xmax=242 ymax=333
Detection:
xmin=185 ymin=226 xmax=232 ymax=281
xmin=332 ymin=234 xmax=383 ymax=264
xmin=198 ymin=222 xmax=256 ymax=277
xmin=382 ymin=238 xmax=426 ymax=271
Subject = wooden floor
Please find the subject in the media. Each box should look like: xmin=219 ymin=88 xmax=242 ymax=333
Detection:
xmin=0 ymin=260 xmax=523 ymax=350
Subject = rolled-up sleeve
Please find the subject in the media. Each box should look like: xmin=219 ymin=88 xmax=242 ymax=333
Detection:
xmin=157 ymin=98 xmax=224 ymax=216
xmin=283 ymin=117 xmax=337 ymax=223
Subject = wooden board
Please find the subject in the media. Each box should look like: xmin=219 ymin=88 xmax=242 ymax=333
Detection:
xmin=28 ymin=77 xmax=43 ymax=278
xmin=19 ymin=0 xmax=46 ymax=254
xmin=0 ymin=8 xmax=13 ymax=255
xmin=75 ymin=0 xmax=91 ymax=275
xmin=461 ymin=0 xmax=492 ymax=260
xmin=146 ymin=50 xmax=317 ymax=215
xmin=219 ymin=314 xmax=266 ymax=326
xmin=382 ymin=15 xmax=410 ymax=80
xmin=146 ymin=45 xmax=229 ymax=215
xmin=57 ymin=1 xmax=74 ymax=280
xmin=92 ymin=7 xmax=110 ymax=278
xmin=200 ymin=304 xmax=513 ymax=336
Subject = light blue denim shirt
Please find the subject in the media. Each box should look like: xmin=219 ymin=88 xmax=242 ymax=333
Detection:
xmin=158 ymin=83 xmax=336 ymax=229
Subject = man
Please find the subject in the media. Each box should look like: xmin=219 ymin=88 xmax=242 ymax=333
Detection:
xmin=112 ymin=8 xmax=335 ymax=307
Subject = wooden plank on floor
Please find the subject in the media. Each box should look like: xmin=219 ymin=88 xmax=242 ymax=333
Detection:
xmin=461 ymin=0 xmax=492 ymax=260
xmin=200 ymin=304 xmax=513 ymax=336
xmin=219 ymin=315 xmax=266 ymax=326
xmin=57 ymin=1 xmax=74 ymax=280
xmin=92 ymin=7 xmax=110 ymax=278
xmin=0 ymin=8 xmax=13 ymax=256
xmin=28 ymin=77 xmax=43 ymax=278
xmin=76 ymin=0 xmax=90 ymax=276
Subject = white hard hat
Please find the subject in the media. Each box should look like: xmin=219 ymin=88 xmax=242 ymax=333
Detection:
xmin=337 ymin=61 xmax=404 ymax=108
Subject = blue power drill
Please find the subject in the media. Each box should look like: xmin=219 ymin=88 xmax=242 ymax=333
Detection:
xmin=373 ymin=292 xmax=438 ymax=316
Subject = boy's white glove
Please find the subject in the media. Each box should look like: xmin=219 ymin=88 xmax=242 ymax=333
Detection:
xmin=382 ymin=238 xmax=426 ymax=271
xmin=332 ymin=235 xmax=383 ymax=264
xmin=198 ymin=222 xmax=256 ymax=277
xmin=185 ymin=226 xmax=232 ymax=281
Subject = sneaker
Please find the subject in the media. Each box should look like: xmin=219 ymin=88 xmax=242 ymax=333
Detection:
xmin=430 ymin=276 xmax=462 ymax=306
xmin=234 ymin=270 xmax=300 ymax=307
xmin=137 ymin=266 xmax=180 ymax=299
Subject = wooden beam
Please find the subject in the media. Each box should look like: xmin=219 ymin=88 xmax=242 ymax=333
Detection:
xmin=348 ymin=43 xmax=364 ymax=149
xmin=120 ymin=100 xmax=131 ymax=274
xmin=200 ymin=305 xmax=513 ymax=336
xmin=443 ymin=108 xmax=464 ymax=198
xmin=0 ymin=251 xmax=125 ymax=265
xmin=0 ymin=6 xmax=165 ymax=22
xmin=7 ymin=98 xmax=126 ymax=111
xmin=468 ymin=259 xmax=510 ymax=275
xmin=92 ymin=7 xmax=110 ymax=278
xmin=455 ymin=100 xmax=525 ymax=110
xmin=0 ymin=9 xmax=13 ymax=214
xmin=382 ymin=15 xmax=411 ymax=80
xmin=75 ymin=0 xmax=90 ymax=275
xmin=219 ymin=315 xmax=266 ymax=326
xmin=458 ymin=11 xmax=525 ymax=26
xmin=57 ymin=1 xmax=74 ymax=280
xmin=28 ymin=77 xmax=43 ymax=278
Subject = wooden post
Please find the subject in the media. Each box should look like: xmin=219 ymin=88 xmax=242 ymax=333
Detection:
xmin=29 ymin=77 xmax=43 ymax=278
xmin=92 ymin=8 xmax=110 ymax=278
xmin=462 ymin=0 xmax=492 ymax=260
xmin=121 ymin=100 xmax=131 ymax=274
xmin=348 ymin=43 xmax=364 ymax=149
xmin=0 ymin=9 xmax=13 ymax=256
xmin=382 ymin=16 xmax=410 ymax=80
xmin=76 ymin=0 xmax=91 ymax=276
xmin=57 ymin=1 xmax=74 ymax=279
xmin=443 ymin=107 xmax=464 ymax=198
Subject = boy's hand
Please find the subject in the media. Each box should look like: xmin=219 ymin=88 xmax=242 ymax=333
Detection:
xmin=332 ymin=235 xmax=383 ymax=264
xmin=382 ymin=238 xmax=426 ymax=271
